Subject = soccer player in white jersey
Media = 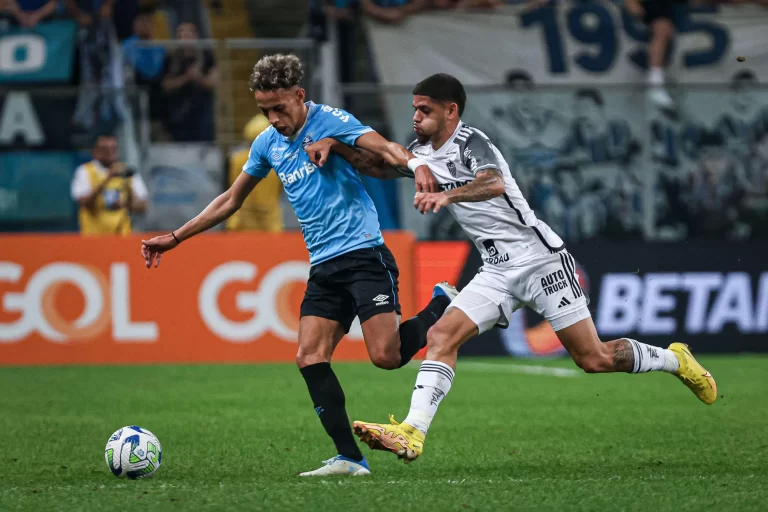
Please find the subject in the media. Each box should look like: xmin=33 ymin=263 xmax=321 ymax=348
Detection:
xmin=306 ymin=73 xmax=718 ymax=464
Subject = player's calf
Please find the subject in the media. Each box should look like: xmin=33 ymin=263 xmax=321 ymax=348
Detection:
xmin=556 ymin=318 xmax=680 ymax=374
xmin=570 ymin=344 xmax=616 ymax=374
xmin=297 ymin=316 xmax=365 ymax=464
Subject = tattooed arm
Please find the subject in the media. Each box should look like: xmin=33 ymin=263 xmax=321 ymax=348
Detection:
xmin=330 ymin=141 xmax=404 ymax=180
xmin=444 ymin=168 xmax=505 ymax=203
xmin=414 ymin=169 xmax=505 ymax=214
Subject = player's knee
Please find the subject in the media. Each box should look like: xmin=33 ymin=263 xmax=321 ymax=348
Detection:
xmin=296 ymin=344 xmax=330 ymax=369
xmin=369 ymin=346 xmax=400 ymax=370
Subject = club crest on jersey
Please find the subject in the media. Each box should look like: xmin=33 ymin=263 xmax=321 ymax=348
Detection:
xmin=482 ymin=239 xmax=509 ymax=264
xmin=446 ymin=160 xmax=457 ymax=178
xmin=302 ymin=135 xmax=314 ymax=149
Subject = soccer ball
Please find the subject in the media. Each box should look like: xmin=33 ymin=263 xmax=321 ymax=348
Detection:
xmin=104 ymin=426 xmax=163 ymax=479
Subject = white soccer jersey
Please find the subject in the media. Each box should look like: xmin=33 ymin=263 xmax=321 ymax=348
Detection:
xmin=407 ymin=122 xmax=565 ymax=266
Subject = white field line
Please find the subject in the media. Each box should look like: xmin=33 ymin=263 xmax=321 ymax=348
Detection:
xmin=457 ymin=361 xmax=581 ymax=378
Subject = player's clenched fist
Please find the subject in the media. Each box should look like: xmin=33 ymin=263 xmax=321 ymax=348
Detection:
xmin=414 ymin=191 xmax=450 ymax=214
xmin=305 ymin=138 xmax=337 ymax=167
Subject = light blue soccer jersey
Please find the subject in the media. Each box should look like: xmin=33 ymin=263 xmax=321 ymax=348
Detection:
xmin=242 ymin=102 xmax=384 ymax=265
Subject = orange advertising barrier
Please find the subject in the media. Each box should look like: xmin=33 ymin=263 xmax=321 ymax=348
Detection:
xmin=0 ymin=232 xmax=415 ymax=365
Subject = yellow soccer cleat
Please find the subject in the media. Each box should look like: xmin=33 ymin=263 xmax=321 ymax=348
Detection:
xmin=352 ymin=415 xmax=425 ymax=464
xmin=668 ymin=343 xmax=717 ymax=405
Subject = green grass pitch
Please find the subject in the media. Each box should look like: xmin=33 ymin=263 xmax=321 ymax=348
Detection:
xmin=1 ymin=356 xmax=766 ymax=511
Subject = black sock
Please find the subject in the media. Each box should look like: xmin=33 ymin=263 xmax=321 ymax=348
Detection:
xmin=398 ymin=295 xmax=451 ymax=368
xmin=299 ymin=362 xmax=363 ymax=462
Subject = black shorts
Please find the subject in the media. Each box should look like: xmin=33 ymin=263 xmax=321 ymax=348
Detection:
xmin=643 ymin=0 xmax=688 ymax=26
xmin=300 ymin=244 xmax=401 ymax=333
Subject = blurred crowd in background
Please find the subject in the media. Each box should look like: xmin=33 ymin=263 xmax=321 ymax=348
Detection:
xmin=1 ymin=0 xmax=767 ymax=243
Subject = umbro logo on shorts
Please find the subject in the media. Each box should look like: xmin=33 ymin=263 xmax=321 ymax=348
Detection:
xmin=558 ymin=297 xmax=571 ymax=309
xmin=373 ymin=294 xmax=390 ymax=306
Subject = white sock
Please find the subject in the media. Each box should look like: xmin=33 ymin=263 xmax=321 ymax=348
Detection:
xmin=403 ymin=360 xmax=454 ymax=436
xmin=648 ymin=67 xmax=665 ymax=86
xmin=624 ymin=338 xmax=679 ymax=373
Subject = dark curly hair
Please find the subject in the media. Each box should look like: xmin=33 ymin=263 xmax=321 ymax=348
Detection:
xmin=248 ymin=53 xmax=304 ymax=92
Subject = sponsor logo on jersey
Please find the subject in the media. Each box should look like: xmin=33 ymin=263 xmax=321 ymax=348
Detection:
xmin=373 ymin=294 xmax=390 ymax=306
xmin=278 ymin=162 xmax=317 ymax=185
xmin=463 ymin=147 xmax=478 ymax=171
xmin=439 ymin=179 xmax=472 ymax=192
xmin=270 ymin=147 xmax=286 ymax=163
xmin=482 ymin=239 xmax=510 ymax=265
xmin=446 ymin=160 xmax=458 ymax=178
xmin=320 ymin=105 xmax=350 ymax=122
xmin=540 ymin=270 xmax=570 ymax=297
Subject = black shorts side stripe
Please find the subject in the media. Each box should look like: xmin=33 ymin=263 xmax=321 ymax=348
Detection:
xmin=566 ymin=253 xmax=584 ymax=298
xmin=559 ymin=253 xmax=580 ymax=299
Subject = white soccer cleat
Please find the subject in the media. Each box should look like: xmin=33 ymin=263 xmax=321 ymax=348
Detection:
xmin=298 ymin=455 xmax=371 ymax=477
xmin=433 ymin=281 xmax=459 ymax=301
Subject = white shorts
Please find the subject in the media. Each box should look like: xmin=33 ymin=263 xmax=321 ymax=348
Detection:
xmin=450 ymin=250 xmax=591 ymax=334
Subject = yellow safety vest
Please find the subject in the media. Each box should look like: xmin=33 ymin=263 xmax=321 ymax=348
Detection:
xmin=78 ymin=162 xmax=133 ymax=236
xmin=225 ymin=148 xmax=284 ymax=232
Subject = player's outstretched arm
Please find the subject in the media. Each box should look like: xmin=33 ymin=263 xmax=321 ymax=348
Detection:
xmin=315 ymin=138 xmax=403 ymax=180
xmin=414 ymin=168 xmax=504 ymax=214
xmin=140 ymin=172 xmax=262 ymax=268
xmin=354 ymin=132 xmax=439 ymax=193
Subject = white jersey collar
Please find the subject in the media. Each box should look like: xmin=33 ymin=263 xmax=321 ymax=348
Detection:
xmin=431 ymin=120 xmax=465 ymax=156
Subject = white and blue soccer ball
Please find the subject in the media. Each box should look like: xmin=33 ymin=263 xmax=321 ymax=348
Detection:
xmin=104 ymin=426 xmax=163 ymax=479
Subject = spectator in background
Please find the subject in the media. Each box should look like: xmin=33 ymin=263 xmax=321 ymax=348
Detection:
xmin=312 ymin=1 xmax=361 ymax=83
xmin=162 ymin=22 xmax=217 ymax=141
xmin=1 ymin=0 xmax=59 ymax=26
xmin=624 ymin=0 xmax=688 ymax=109
xmin=360 ymin=0 xmax=428 ymax=24
xmin=65 ymin=0 xmax=111 ymax=28
xmin=684 ymin=131 xmax=740 ymax=238
xmin=66 ymin=0 xmax=127 ymax=133
xmin=226 ymin=114 xmax=284 ymax=232
xmin=122 ymin=5 xmax=168 ymax=137
xmin=112 ymin=0 xmax=138 ymax=40
xmin=71 ymin=134 xmax=148 ymax=235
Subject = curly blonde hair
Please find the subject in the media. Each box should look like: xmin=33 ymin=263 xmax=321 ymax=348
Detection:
xmin=248 ymin=53 xmax=304 ymax=92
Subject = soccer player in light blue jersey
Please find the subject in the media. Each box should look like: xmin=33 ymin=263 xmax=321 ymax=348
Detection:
xmin=140 ymin=54 xmax=458 ymax=476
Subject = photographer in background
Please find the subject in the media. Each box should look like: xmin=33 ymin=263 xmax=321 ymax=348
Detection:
xmin=71 ymin=135 xmax=148 ymax=235
xmin=225 ymin=114 xmax=284 ymax=232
